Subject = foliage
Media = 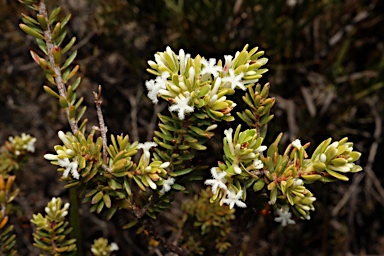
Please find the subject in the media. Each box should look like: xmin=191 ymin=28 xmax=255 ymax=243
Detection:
xmin=1 ymin=0 xmax=382 ymax=255
xmin=14 ymin=0 xmax=366 ymax=254
xmin=30 ymin=197 xmax=76 ymax=255
xmin=178 ymin=189 xmax=235 ymax=255
xmin=0 ymin=133 xmax=36 ymax=255
xmin=0 ymin=175 xmax=18 ymax=256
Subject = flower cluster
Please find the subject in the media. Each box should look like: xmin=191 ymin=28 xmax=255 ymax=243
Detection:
xmin=308 ymin=137 xmax=362 ymax=181
xmin=44 ymin=131 xmax=84 ymax=180
xmin=205 ymin=125 xmax=267 ymax=209
xmin=136 ymin=142 xmax=174 ymax=193
xmin=146 ymin=45 xmax=268 ymax=121
xmin=205 ymin=167 xmax=246 ymax=209
xmin=31 ymin=197 xmax=77 ymax=254
xmin=261 ymin=135 xmax=362 ymax=222
xmin=222 ymin=126 xmax=266 ymax=175
xmin=8 ymin=133 xmax=36 ymax=156
xmin=91 ymin=238 xmax=119 ymax=256
xmin=44 ymin=131 xmax=103 ymax=180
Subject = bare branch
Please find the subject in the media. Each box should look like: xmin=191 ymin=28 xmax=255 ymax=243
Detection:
xmin=93 ymin=85 xmax=108 ymax=163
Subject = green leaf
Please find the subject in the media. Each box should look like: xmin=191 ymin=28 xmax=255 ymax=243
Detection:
xmin=169 ymin=167 xmax=193 ymax=177
xmin=91 ymin=191 xmax=103 ymax=204
xmin=55 ymin=30 xmax=67 ymax=46
xmin=326 ymin=168 xmax=349 ymax=181
xmin=61 ymin=50 xmax=77 ymax=70
xmin=103 ymin=194 xmax=111 ymax=208
xmin=61 ymin=14 xmax=72 ymax=29
xmin=43 ymin=86 xmax=60 ymax=98
xmin=35 ymin=38 xmax=48 ymax=55
xmin=51 ymin=22 xmax=62 ymax=41
xmin=123 ymin=220 xmax=139 ymax=229
xmin=62 ymin=37 xmax=76 ymax=54
xmin=48 ymin=7 xmax=61 ymax=24
xmin=19 ymin=23 xmax=44 ymax=39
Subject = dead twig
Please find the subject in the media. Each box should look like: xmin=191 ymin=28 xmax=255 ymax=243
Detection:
xmin=364 ymin=97 xmax=384 ymax=206
xmin=274 ymin=95 xmax=298 ymax=141
xmin=93 ymin=85 xmax=108 ymax=164
xmin=332 ymin=172 xmax=365 ymax=216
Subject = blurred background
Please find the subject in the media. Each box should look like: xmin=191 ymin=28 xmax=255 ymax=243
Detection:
xmin=1 ymin=0 xmax=383 ymax=255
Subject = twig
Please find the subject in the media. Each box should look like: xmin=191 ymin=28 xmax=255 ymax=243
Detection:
xmin=364 ymin=97 xmax=384 ymax=205
xmin=130 ymin=201 xmax=188 ymax=254
xmin=300 ymin=86 xmax=316 ymax=117
xmin=331 ymin=173 xmax=365 ymax=216
xmin=93 ymin=85 xmax=108 ymax=163
xmin=140 ymin=217 xmax=189 ymax=255
xmin=274 ymin=95 xmax=298 ymax=141
xmin=38 ymin=0 xmax=78 ymax=134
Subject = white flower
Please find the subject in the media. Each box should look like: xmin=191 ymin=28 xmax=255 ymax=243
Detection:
xmin=222 ymin=68 xmax=245 ymax=90
xmin=233 ymin=163 xmax=242 ymax=174
xmin=319 ymin=153 xmax=327 ymax=162
xmin=292 ymin=139 xmax=302 ymax=150
xmin=8 ymin=136 xmax=15 ymax=144
xmin=155 ymin=52 xmax=166 ymax=67
xmin=21 ymin=133 xmax=36 ymax=152
xmin=200 ymin=58 xmax=222 ymax=78
xmin=138 ymin=142 xmax=158 ymax=164
xmin=293 ymin=178 xmax=303 ymax=187
xmin=224 ymin=128 xmax=235 ymax=155
xmin=222 ymin=189 xmax=247 ymax=209
xmin=63 ymin=202 xmax=70 ymax=212
xmin=60 ymin=205 xmax=69 ymax=218
xmin=189 ymin=66 xmax=195 ymax=83
xmin=146 ymin=72 xmax=170 ymax=104
xmin=44 ymin=154 xmax=58 ymax=161
xmin=209 ymin=77 xmax=222 ymax=97
xmin=274 ymin=205 xmax=296 ymax=226
xmin=169 ymin=93 xmax=194 ymax=120
xmin=206 ymin=124 xmax=218 ymax=131
xmin=327 ymin=141 xmax=339 ymax=150
xmin=223 ymin=55 xmax=233 ymax=73
xmin=178 ymin=49 xmax=190 ymax=75
xmin=254 ymin=159 xmax=264 ymax=169
xmin=346 ymin=144 xmax=353 ymax=152
xmin=58 ymin=131 xmax=72 ymax=149
xmin=160 ymin=177 xmax=175 ymax=194
xmin=159 ymin=162 xmax=170 ymax=168
xmin=58 ymin=158 xmax=79 ymax=180
xmin=255 ymin=145 xmax=267 ymax=153
xmin=109 ymin=242 xmax=119 ymax=252
xmin=145 ymin=175 xmax=157 ymax=189
xmin=204 ymin=167 xmax=227 ymax=194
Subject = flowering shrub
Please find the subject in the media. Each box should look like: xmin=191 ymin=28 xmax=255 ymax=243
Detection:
xmin=3 ymin=0 xmax=365 ymax=254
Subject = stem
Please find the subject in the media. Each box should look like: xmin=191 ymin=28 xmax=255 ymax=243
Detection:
xmin=93 ymin=85 xmax=108 ymax=163
xmin=38 ymin=0 xmax=78 ymax=134
xmin=38 ymin=1 xmax=81 ymax=254
xmin=69 ymin=187 xmax=82 ymax=256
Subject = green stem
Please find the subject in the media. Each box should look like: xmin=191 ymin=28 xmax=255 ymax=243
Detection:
xmin=69 ymin=187 xmax=82 ymax=255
